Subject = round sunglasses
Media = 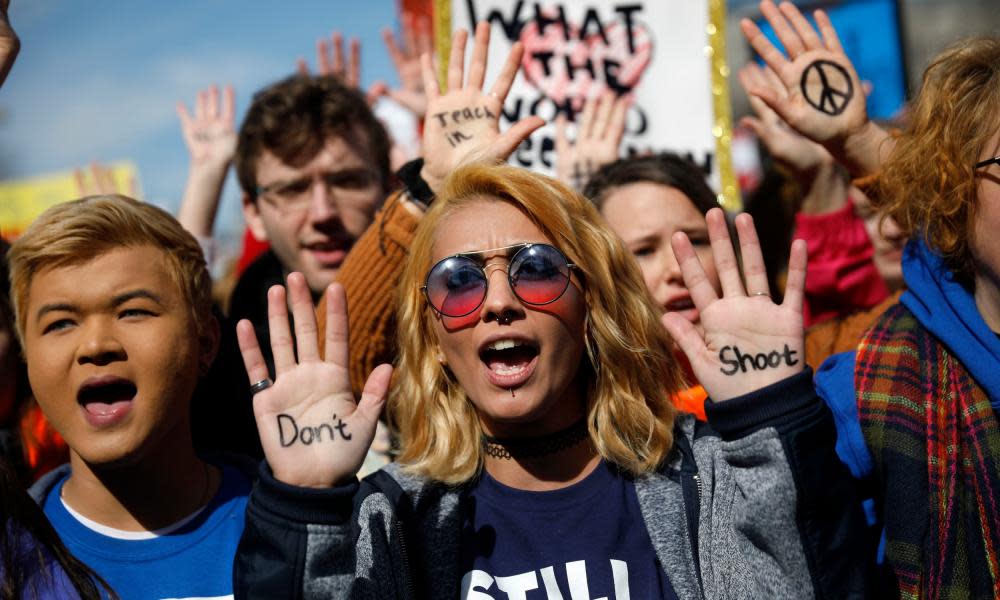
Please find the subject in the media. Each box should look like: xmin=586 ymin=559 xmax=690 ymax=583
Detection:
xmin=422 ymin=243 xmax=577 ymax=318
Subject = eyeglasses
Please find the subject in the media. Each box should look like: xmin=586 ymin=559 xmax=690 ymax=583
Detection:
xmin=254 ymin=168 xmax=381 ymax=212
xmin=422 ymin=243 xmax=577 ymax=318
xmin=975 ymin=156 xmax=1000 ymax=170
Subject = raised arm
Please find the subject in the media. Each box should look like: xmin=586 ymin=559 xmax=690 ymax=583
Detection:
xmin=417 ymin=21 xmax=545 ymax=193
xmin=738 ymin=62 xmax=848 ymax=215
xmin=237 ymin=274 xmax=391 ymax=487
xmin=664 ymin=211 xmax=869 ymax=597
xmin=367 ymin=12 xmax=433 ymax=119
xmin=175 ymin=84 xmax=236 ymax=239
xmin=554 ymin=92 xmax=630 ymax=192
xmin=740 ymin=0 xmax=892 ymax=176
xmin=0 ymin=0 xmax=19 ymax=89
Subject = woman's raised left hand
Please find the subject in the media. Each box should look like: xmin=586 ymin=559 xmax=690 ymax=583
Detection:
xmin=662 ymin=208 xmax=806 ymax=402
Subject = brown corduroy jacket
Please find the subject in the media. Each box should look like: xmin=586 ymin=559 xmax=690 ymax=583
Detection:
xmin=805 ymin=288 xmax=904 ymax=372
xmin=316 ymin=191 xmax=420 ymax=397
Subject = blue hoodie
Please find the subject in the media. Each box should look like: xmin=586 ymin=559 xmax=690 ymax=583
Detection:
xmin=815 ymin=237 xmax=1000 ymax=480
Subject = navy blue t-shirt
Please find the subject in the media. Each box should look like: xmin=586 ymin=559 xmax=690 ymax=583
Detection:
xmin=460 ymin=461 xmax=679 ymax=599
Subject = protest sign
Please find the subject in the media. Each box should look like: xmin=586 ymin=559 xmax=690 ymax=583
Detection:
xmin=0 ymin=162 xmax=140 ymax=240
xmin=440 ymin=0 xmax=739 ymax=208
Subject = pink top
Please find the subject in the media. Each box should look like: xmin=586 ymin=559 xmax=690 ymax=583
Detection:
xmin=795 ymin=198 xmax=889 ymax=327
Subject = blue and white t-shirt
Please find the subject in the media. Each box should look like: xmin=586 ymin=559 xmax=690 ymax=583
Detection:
xmin=460 ymin=461 xmax=679 ymax=600
xmin=42 ymin=463 xmax=250 ymax=600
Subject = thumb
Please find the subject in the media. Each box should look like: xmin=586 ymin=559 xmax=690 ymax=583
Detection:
xmin=488 ymin=116 xmax=545 ymax=162
xmin=355 ymin=363 xmax=393 ymax=425
xmin=662 ymin=312 xmax=705 ymax=367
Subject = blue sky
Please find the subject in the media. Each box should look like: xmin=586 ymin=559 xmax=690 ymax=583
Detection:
xmin=0 ymin=0 xmax=401 ymax=252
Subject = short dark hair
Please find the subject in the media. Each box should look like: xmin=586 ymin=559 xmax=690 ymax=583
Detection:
xmin=235 ymin=74 xmax=392 ymax=198
xmin=583 ymin=153 xmax=719 ymax=216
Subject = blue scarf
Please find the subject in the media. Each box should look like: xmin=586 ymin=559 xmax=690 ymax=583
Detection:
xmin=899 ymin=237 xmax=1000 ymax=410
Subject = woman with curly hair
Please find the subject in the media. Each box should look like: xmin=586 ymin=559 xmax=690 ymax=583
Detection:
xmin=231 ymin=161 xmax=864 ymax=598
xmin=743 ymin=0 xmax=1000 ymax=595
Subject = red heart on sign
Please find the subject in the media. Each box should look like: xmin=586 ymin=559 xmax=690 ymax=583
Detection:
xmin=519 ymin=10 xmax=654 ymax=105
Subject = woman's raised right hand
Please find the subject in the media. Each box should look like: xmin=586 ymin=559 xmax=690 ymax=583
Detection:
xmin=237 ymin=274 xmax=392 ymax=488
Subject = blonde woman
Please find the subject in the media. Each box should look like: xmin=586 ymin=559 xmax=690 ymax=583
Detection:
xmin=233 ymin=164 xmax=864 ymax=598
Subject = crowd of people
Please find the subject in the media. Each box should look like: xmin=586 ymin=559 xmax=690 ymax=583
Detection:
xmin=1 ymin=0 xmax=999 ymax=598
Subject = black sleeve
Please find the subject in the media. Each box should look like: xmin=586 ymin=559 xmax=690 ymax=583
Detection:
xmin=233 ymin=463 xmax=359 ymax=600
xmin=706 ymin=370 xmax=871 ymax=600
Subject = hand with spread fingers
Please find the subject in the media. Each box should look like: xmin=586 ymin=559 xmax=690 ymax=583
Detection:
xmin=662 ymin=209 xmax=807 ymax=402
xmin=298 ymin=31 xmax=362 ymax=89
xmin=73 ymin=161 xmax=138 ymax=198
xmin=740 ymin=1 xmax=868 ymax=149
xmin=738 ymin=62 xmax=849 ymax=214
xmin=368 ymin=12 xmax=432 ymax=119
xmin=554 ymin=92 xmax=630 ymax=192
xmin=176 ymin=84 xmax=236 ymax=172
xmin=418 ymin=22 xmax=545 ymax=193
xmin=175 ymin=84 xmax=236 ymax=237
xmin=237 ymin=274 xmax=393 ymax=489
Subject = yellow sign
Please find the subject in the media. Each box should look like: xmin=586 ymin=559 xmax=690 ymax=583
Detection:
xmin=0 ymin=162 xmax=141 ymax=240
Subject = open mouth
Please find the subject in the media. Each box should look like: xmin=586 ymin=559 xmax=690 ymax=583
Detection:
xmin=304 ymin=239 xmax=353 ymax=265
xmin=78 ymin=377 xmax=137 ymax=426
xmin=479 ymin=339 xmax=540 ymax=387
xmin=665 ymin=296 xmax=695 ymax=312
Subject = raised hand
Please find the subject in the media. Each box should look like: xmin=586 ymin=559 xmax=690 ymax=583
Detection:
xmin=368 ymin=12 xmax=432 ymax=119
xmin=73 ymin=162 xmax=138 ymax=198
xmin=237 ymin=274 xmax=393 ymax=488
xmin=0 ymin=0 xmax=19 ymax=89
xmin=298 ymin=31 xmax=361 ymax=88
xmin=738 ymin=62 xmax=848 ymax=214
xmin=176 ymin=84 xmax=236 ymax=171
xmin=738 ymin=62 xmax=833 ymax=176
xmin=418 ymin=22 xmax=545 ymax=193
xmin=176 ymin=84 xmax=235 ymax=238
xmin=663 ymin=209 xmax=806 ymax=401
xmin=740 ymin=1 xmax=867 ymax=147
xmin=554 ymin=92 xmax=629 ymax=191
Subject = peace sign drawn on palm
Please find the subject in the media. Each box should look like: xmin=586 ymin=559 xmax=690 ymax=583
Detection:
xmin=740 ymin=0 xmax=867 ymax=146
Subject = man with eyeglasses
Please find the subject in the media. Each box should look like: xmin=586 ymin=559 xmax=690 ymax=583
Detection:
xmin=230 ymin=74 xmax=396 ymax=379
xmin=229 ymin=25 xmax=543 ymax=395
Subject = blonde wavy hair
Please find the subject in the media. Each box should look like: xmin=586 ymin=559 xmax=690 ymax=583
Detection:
xmin=8 ymin=195 xmax=214 ymax=348
xmin=390 ymin=164 xmax=683 ymax=485
xmin=875 ymin=36 xmax=1000 ymax=282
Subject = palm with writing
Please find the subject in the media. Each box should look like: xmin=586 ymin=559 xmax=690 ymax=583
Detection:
xmin=663 ymin=209 xmax=807 ymax=401
xmin=418 ymin=22 xmax=545 ymax=192
xmin=237 ymin=274 xmax=392 ymax=488
xmin=740 ymin=1 xmax=866 ymax=148
xmin=738 ymin=62 xmax=833 ymax=176
xmin=554 ymin=92 xmax=630 ymax=192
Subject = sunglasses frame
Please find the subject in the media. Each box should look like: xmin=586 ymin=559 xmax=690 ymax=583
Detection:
xmin=975 ymin=155 xmax=1000 ymax=170
xmin=421 ymin=242 xmax=577 ymax=318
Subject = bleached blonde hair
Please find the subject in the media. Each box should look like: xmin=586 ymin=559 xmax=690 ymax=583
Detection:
xmin=390 ymin=164 xmax=682 ymax=485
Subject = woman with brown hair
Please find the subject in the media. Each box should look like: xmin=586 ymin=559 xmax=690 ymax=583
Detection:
xmin=232 ymin=162 xmax=864 ymax=598
xmin=743 ymin=0 xmax=1000 ymax=595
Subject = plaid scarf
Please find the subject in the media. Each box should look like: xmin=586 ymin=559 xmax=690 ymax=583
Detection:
xmin=855 ymin=303 xmax=1000 ymax=598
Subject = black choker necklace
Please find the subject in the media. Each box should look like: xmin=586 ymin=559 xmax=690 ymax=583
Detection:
xmin=482 ymin=418 xmax=590 ymax=460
